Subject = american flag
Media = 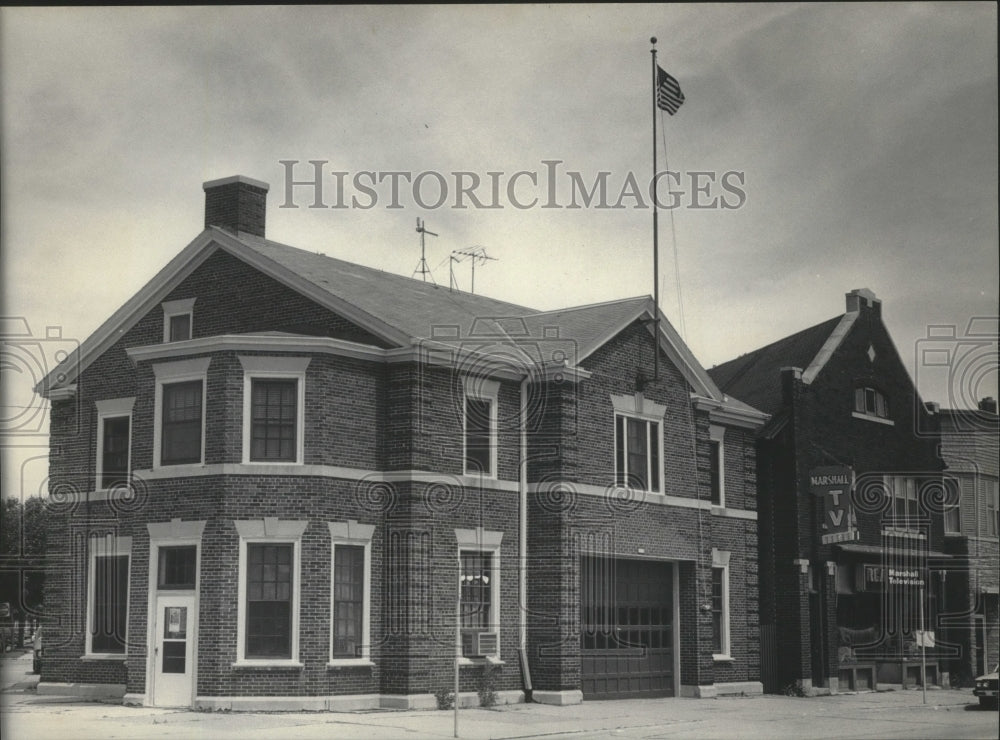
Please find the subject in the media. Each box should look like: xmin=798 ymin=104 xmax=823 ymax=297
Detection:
xmin=656 ymin=66 xmax=684 ymax=115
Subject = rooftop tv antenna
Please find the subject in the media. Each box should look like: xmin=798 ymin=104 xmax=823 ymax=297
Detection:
xmin=450 ymin=246 xmax=498 ymax=294
xmin=413 ymin=218 xmax=438 ymax=283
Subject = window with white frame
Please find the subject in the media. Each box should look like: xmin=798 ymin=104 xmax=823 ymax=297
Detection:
xmin=95 ymin=397 xmax=134 ymax=491
xmin=985 ymin=479 xmax=998 ymax=538
xmin=162 ymin=298 xmax=195 ymax=343
xmin=882 ymin=476 xmax=924 ymax=535
xmin=854 ymin=386 xmax=890 ymax=420
xmin=609 ymin=392 xmax=666 ymax=494
xmin=455 ymin=528 xmax=502 ymax=659
xmin=943 ymin=476 xmax=962 ymax=535
xmin=328 ymin=520 xmax=374 ymax=664
xmin=153 ymin=357 xmax=210 ymax=468
xmin=462 ymin=378 xmax=498 ymax=478
xmin=235 ymin=519 xmax=307 ymax=664
xmin=709 ymin=425 xmax=725 ymax=506
xmin=239 ymin=356 xmax=310 ymax=465
xmin=711 ymin=549 xmax=730 ymax=659
xmin=87 ymin=535 xmax=132 ymax=656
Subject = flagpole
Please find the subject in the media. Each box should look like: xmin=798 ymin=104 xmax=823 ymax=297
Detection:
xmin=650 ymin=37 xmax=660 ymax=383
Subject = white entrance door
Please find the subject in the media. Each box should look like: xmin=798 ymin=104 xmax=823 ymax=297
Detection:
xmin=152 ymin=594 xmax=196 ymax=706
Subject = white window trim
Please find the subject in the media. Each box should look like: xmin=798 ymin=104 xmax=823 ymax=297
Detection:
xmin=984 ymin=480 xmax=999 ymax=538
xmin=461 ymin=377 xmax=499 ymax=479
xmin=162 ymin=298 xmax=196 ymax=343
xmin=234 ymin=519 xmax=307 ymax=667
xmin=94 ymin=397 xmax=135 ymax=492
xmin=711 ymin=548 xmax=731 ymax=661
xmin=85 ymin=534 xmax=132 ymax=659
xmin=328 ymin=520 xmax=375 ymax=666
xmin=455 ymin=527 xmax=502 ymax=662
xmin=852 ymin=387 xmax=893 ymax=425
xmin=852 ymin=411 xmax=895 ymax=426
xmin=153 ymin=357 xmax=211 ymax=469
xmin=881 ymin=475 xmax=925 ymax=537
xmin=709 ymin=424 xmax=726 ymax=508
xmin=238 ymin=356 xmax=311 ymax=466
xmin=943 ymin=477 xmax=962 ymax=535
xmin=610 ymin=394 xmax=666 ymax=495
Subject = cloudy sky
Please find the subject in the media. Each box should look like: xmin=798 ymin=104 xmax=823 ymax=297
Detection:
xmin=1 ymin=4 xmax=997 ymax=499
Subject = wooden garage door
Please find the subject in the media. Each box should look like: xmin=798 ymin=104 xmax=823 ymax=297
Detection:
xmin=581 ymin=557 xmax=674 ymax=699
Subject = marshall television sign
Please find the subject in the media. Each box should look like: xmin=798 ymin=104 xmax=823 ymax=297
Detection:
xmin=810 ymin=465 xmax=858 ymax=544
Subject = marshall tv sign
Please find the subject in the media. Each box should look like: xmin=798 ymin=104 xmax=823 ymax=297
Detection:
xmin=810 ymin=465 xmax=858 ymax=544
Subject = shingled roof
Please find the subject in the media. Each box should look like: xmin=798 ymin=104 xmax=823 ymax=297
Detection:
xmin=38 ymin=223 xmax=762 ymax=426
xmin=707 ymin=315 xmax=844 ymax=417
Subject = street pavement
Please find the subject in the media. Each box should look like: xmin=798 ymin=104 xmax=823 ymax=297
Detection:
xmin=3 ymin=649 xmax=998 ymax=740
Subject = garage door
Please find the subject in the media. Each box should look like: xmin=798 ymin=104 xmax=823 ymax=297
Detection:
xmin=580 ymin=557 xmax=674 ymax=699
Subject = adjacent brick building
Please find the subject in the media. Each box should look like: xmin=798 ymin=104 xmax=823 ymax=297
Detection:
xmin=36 ymin=175 xmax=767 ymax=709
xmin=709 ymin=290 xmax=951 ymax=693
xmin=938 ymin=399 xmax=999 ymax=685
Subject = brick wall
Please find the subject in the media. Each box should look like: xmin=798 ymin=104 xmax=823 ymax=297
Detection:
xmin=756 ymin=303 xmax=946 ymax=689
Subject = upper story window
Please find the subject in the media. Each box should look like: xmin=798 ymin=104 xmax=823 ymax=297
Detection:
xmin=611 ymin=393 xmax=666 ymax=494
xmin=462 ymin=378 xmax=499 ymax=478
xmin=616 ymin=415 xmax=661 ymax=492
xmin=251 ymin=380 xmax=297 ymax=461
xmin=162 ymin=381 xmax=203 ymax=464
xmin=882 ymin=475 xmax=925 ymax=536
xmin=95 ymin=397 xmax=134 ymax=491
xmin=985 ymin=480 xmax=998 ymax=538
xmin=161 ymin=298 xmax=196 ymax=343
xmin=943 ymin=476 xmax=961 ymax=535
xmin=853 ymin=386 xmax=892 ymax=425
xmin=153 ymin=357 xmax=210 ymax=468
xmin=239 ymin=356 xmax=310 ymax=465
xmin=709 ymin=425 xmax=725 ymax=507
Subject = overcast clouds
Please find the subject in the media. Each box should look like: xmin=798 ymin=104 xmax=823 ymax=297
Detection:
xmin=1 ymin=4 xmax=997 ymax=497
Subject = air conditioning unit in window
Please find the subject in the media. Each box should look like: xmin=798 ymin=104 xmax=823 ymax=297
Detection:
xmin=462 ymin=630 xmax=498 ymax=657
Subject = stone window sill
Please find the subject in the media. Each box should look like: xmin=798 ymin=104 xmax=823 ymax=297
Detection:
xmin=82 ymin=654 xmax=127 ymax=661
xmin=327 ymin=659 xmax=375 ymax=669
xmin=231 ymin=660 xmax=304 ymax=670
xmin=458 ymin=656 xmax=504 ymax=667
xmin=851 ymin=412 xmax=894 ymax=426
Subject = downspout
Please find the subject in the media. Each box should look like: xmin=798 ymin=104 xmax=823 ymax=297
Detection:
xmin=519 ymin=376 xmax=532 ymax=701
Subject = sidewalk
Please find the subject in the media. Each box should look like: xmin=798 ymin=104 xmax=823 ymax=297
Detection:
xmin=2 ymin=652 xmax=996 ymax=740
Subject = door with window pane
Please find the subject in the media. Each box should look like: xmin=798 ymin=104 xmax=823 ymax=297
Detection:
xmin=152 ymin=594 xmax=195 ymax=706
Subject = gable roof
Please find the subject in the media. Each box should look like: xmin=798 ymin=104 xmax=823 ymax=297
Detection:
xmin=36 ymin=226 xmax=760 ymax=423
xmin=240 ymin=233 xmax=536 ymax=341
xmin=707 ymin=315 xmax=845 ymax=417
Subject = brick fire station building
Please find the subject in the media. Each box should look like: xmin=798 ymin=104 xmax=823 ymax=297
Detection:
xmin=36 ymin=176 xmax=767 ymax=709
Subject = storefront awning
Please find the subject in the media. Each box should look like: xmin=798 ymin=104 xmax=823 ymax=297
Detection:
xmin=836 ymin=543 xmax=952 ymax=560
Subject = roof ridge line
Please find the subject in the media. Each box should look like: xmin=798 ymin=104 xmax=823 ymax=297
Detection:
xmin=528 ymin=295 xmax=651 ymax=316
xmin=236 ymin=232 xmax=537 ymax=315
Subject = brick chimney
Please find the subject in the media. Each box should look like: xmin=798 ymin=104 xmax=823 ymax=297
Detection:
xmin=203 ymin=176 xmax=269 ymax=237
xmin=979 ymin=397 xmax=998 ymax=415
xmin=845 ymin=288 xmax=881 ymax=317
